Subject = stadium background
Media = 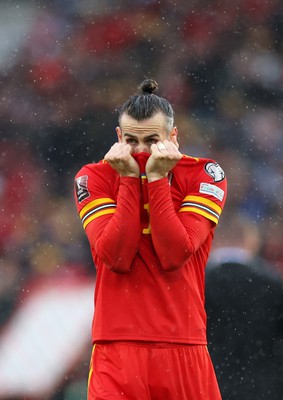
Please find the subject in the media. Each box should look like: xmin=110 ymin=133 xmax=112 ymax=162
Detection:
xmin=0 ymin=0 xmax=282 ymax=398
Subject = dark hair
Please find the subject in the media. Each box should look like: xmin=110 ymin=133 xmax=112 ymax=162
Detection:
xmin=118 ymin=79 xmax=174 ymax=132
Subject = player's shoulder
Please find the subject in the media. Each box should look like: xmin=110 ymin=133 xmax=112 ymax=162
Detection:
xmin=179 ymin=154 xmax=226 ymax=182
xmin=178 ymin=154 xmax=227 ymax=211
xmin=75 ymin=159 xmax=113 ymax=179
xmin=74 ymin=160 xmax=116 ymax=205
xmin=180 ymin=153 xmax=222 ymax=167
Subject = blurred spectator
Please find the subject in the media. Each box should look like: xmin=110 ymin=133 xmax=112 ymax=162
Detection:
xmin=0 ymin=141 xmax=44 ymax=253
xmin=206 ymin=213 xmax=283 ymax=399
xmin=260 ymin=208 xmax=283 ymax=276
xmin=0 ymin=252 xmax=22 ymax=325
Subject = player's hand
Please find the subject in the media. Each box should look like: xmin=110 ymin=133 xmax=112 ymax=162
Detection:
xmin=146 ymin=140 xmax=182 ymax=182
xmin=104 ymin=143 xmax=140 ymax=178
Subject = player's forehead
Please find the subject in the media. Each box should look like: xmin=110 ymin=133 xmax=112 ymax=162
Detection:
xmin=120 ymin=112 xmax=166 ymax=135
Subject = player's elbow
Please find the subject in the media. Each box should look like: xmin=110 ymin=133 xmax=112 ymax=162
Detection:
xmin=102 ymin=251 xmax=136 ymax=274
xmin=160 ymin=262 xmax=182 ymax=272
xmin=159 ymin=255 xmax=192 ymax=272
xmin=159 ymin=248 xmax=194 ymax=271
xmin=99 ymin=254 xmax=133 ymax=274
xmin=95 ymin=244 xmax=135 ymax=274
xmin=106 ymin=262 xmax=132 ymax=274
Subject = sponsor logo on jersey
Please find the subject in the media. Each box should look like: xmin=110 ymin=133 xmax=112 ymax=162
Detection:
xmin=75 ymin=175 xmax=90 ymax=203
xmin=204 ymin=162 xmax=225 ymax=182
xmin=199 ymin=182 xmax=224 ymax=201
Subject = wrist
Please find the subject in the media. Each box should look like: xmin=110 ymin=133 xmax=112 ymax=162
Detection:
xmin=147 ymin=173 xmax=167 ymax=183
xmin=120 ymin=172 xmax=140 ymax=178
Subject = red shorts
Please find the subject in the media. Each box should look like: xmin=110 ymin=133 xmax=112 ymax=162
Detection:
xmin=88 ymin=342 xmax=222 ymax=400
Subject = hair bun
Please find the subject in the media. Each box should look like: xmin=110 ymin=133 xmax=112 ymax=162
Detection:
xmin=138 ymin=79 xmax=158 ymax=95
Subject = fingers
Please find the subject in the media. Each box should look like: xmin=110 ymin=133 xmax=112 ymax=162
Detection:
xmin=170 ymin=134 xmax=180 ymax=149
xmin=157 ymin=142 xmax=167 ymax=151
xmin=165 ymin=140 xmax=181 ymax=157
xmin=151 ymin=140 xmax=182 ymax=159
xmin=104 ymin=143 xmax=139 ymax=177
xmin=146 ymin=140 xmax=182 ymax=182
xmin=105 ymin=143 xmax=131 ymax=161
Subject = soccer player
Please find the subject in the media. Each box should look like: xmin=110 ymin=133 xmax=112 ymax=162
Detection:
xmin=74 ymin=79 xmax=227 ymax=399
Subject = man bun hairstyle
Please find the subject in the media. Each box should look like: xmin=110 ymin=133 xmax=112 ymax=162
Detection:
xmin=118 ymin=78 xmax=174 ymax=133
xmin=137 ymin=79 xmax=158 ymax=95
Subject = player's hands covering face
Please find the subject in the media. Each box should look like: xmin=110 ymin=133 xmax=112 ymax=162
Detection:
xmin=146 ymin=140 xmax=182 ymax=182
xmin=104 ymin=143 xmax=140 ymax=178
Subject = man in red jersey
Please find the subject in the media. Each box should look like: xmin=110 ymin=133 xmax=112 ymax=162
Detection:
xmin=74 ymin=79 xmax=227 ymax=400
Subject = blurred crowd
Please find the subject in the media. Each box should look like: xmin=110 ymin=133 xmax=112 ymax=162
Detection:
xmin=1 ymin=0 xmax=283 ymax=398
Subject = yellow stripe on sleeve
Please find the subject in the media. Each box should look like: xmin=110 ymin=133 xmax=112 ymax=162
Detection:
xmin=183 ymin=195 xmax=222 ymax=214
xmin=179 ymin=206 xmax=219 ymax=224
xmin=83 ymin=208 xmax=116 ymax=229
xmin=79 ymin=197 xmax=115 ymax=219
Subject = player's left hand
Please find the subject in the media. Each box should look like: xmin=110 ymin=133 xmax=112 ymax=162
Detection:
xmin=146 ymin=140 xmax=182 ymax=182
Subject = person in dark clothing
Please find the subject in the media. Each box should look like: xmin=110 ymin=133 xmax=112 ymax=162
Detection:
xmin=205 ymin=213 xmax=283 ymax=400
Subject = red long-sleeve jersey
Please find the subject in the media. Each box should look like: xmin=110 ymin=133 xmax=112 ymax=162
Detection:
xmin=74 ymin=152 xmax=227 ymax=344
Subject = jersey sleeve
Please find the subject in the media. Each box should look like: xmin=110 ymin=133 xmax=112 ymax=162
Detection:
xmin=179 ymin=160 xmax=227 ymax=225
xmin=147 ymin=160 xmax=227 ymax=271
xmin=74 ymin=163 xmax=141 ymax=273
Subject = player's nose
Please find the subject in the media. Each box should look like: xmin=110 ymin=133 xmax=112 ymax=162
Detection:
xmin=136 ymin=143 xmax=150 ymax=153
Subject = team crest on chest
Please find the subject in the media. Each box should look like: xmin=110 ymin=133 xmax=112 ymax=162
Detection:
xmin=205 ymin=162 xmax=225 ymax=182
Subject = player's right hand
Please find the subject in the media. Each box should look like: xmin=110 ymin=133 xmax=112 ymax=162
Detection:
xmin=104 ymin=143 xmax=140 ymax=178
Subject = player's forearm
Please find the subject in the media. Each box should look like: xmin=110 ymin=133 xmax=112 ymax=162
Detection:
xmin=87 ymin=177 xmax=141 ymax=273
xmin=148 ymin=179 xmax=209 ymax=271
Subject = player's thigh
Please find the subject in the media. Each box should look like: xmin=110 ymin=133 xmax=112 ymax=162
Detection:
xmin=88 ymin=342 xmax=151 ymax=400
xmin=148 ymin=345 xmax=222 ymax=400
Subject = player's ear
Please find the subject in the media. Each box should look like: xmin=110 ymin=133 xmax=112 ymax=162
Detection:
xmin=169 ymin=127 xmax=179 ymax=148
xmin=116 ymin=126 xmax=122 ymax=142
